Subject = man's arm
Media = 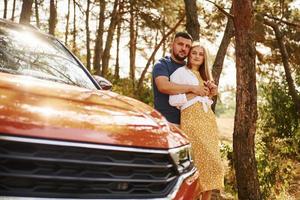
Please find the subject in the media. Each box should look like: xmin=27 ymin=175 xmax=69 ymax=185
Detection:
xmin=155 ymin=76 xmax=209 ymax=96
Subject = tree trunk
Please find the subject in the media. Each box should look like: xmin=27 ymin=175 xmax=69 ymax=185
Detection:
xmin=263 ymin=18 xmax=300 ymax=116
xmin=49 ymin=0 xmax=57 ymax=35
xmin=72 ymin=0 xmax=77 ymax=55
xmin=211 ymin=8 xmax=235 ymax=111
xmin=129 ymin=0 xmax=136 ymax=81
xmin=162 ymin=15 xmax=167 ymax=57
xmin=34 ymin=0 xmax=40 ymax=28
xmin=85 ymin=0 xmax=91 ymax=71
xmin=115 ymin=20 xmax=121 ymax=80
xmin=3 ymin=0 xmax=8 ymax=19
xmin=232 ymin=0 xmax=262 ymax=199
xmin=134 ymin=14 xmax=138 ymax=81
xmin=65 ymin=0 xmax=71 ymax=45
xmin=115 ymin=0 xmax=123 ymax=80
xmin=184 ymin=0 xmax=200 ymax=41
xmin=152 ymin=30 xmax=159 ymax=66
xmin=20 ymin=0 xmax=34 ymax=25
xmin=11 ymin=0 xmax=17 ymax=21
xmin=137 ymin=16 xmax=185 ymax=92
xmin=101 ymin=0 xmax=119 ymax=77
xmin=93 ymin=0 xmax=106 ymax=75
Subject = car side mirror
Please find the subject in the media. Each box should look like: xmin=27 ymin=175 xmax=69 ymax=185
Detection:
xmin=93 ymin=75 xmax=112 ymax=90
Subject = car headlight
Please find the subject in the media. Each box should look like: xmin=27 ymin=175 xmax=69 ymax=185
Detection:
xmin=169 ymin=144 xmax=194 ymax=174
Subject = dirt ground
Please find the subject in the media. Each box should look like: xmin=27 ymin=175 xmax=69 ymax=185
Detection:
xmin=216 ymin=117 xmax=234 ymax=142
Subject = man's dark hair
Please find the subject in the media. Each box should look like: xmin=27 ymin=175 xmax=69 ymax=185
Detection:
xmin=174 ymin=32 xmax=193 ymax=41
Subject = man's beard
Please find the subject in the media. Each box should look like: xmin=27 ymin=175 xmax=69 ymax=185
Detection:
xmin=174 ymin=53 xmax=187 ymax=62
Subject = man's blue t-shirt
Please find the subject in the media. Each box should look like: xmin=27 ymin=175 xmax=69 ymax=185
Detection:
xmin=152 ymin=56 xmax=185 ymax=124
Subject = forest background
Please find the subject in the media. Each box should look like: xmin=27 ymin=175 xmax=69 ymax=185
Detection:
xmin=0 ymin=0 xmax=299 ymax=199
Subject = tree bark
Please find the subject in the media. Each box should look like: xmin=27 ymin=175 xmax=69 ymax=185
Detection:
xmin=93 ymin=0 xmax=106 ymax=75
xmin=20 ymin=0 xmax=34 ymax=25
xmin=152 ymin=30 xmax=159 ymax=66
xmin=34 ymin=0 xmax=40 ymax=28
xmin=137 ymin=16 xmax=185 ymax=92
xmin=184 ymin=0 xmax=200 ymax=41
xmin=85 ymin=0 xmax=91 ymax=71
xmin=115 ymin=0 xmax=124 ymax=80
xmin=211 ymin=8 xmax=235 ymax=111
xmin=232 ymin=0 xmax=262 ymax=199
xmin=263 ymin=18 xmax=300 ymax=116
xmin=72 ymin=0 xmax=77 ymax=55
xmin=162 ymin=15 xmax=167 ymax=57
xmin=129 ymin=0 xmax=137 ymax=81
xmin=115 ymin=20 xmax=121 ymax=80
xmin=65 ymin=0 xmax=71 ymax=45
xmin=49 ymin=0 xmax=57 ymax=36
xmin=101 ymin=0 xmax=119 ymax=77
xmin=3 ymin=0 xmax=8 ymax=19
xmin=11 ymin=0 xmax=17 ymax=21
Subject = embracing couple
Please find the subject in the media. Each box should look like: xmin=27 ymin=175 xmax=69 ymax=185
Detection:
xmin=152 ymin=32 xmax=223 ymax=200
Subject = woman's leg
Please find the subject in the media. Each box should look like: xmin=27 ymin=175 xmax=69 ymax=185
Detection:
xmin=201 ymin=190 xmax=212 ymax=200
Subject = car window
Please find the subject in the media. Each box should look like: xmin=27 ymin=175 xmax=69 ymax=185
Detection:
xmin=0 ymin=24 xmax=96 ymax=90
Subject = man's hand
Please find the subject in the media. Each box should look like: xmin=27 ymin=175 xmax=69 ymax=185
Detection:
xmin=190 ymin=85 xmax=210 ymax=96
xmin=186 ymin=93 xmax=197 ymax=100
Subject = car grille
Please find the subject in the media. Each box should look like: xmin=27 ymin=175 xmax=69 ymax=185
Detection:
xmin=0 ymin=136 xmax=179 ymax=199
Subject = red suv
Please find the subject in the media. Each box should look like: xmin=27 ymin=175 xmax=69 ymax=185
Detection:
xmin=0 ymin=19 xmax=200 ymax=199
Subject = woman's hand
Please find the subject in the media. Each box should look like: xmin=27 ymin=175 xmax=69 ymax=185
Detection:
xmin=205 ymin=81 xmax=218 ymax=96
xmin=210 ymin=86 xmax=218 ymax=96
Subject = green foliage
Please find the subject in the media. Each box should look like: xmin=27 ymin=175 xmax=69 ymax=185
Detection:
xmin=215 ymin=91 xmax=236 ymax=118
xmin=199 ymin=0 xmax=230 ymax=42
xmin=107 ymin=74 xmax=154 ymax=106
xmin=135 ymin=76 xmax=154 ymax=106
xmin=220 ymin=141 xmax=238 ymax=199
xmin=258 ymin=80 xmax=299 ymax=139
xmin=255 ymin=0 xmax=300 ymax=68
xmin=253 ymin=2 xmax=300 ymax=196
xmin=220 ymin=68 xmax=299 ymax=199
xmin=256 ymin=137 xmax=298 ymax=199
xmin=256 ymin=78 xmax=299 ymax=199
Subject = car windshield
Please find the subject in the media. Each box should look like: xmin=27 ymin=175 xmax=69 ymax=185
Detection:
xmin=0 ymin=23 xmax=96 ymax=90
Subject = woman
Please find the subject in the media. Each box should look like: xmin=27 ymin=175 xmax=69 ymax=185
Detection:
xmin=169 ymin=43 xmax=223 ymax=200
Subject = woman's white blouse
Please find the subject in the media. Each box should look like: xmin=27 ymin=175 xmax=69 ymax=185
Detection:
xmin=169 ymin=66 xmax=213 ymax=112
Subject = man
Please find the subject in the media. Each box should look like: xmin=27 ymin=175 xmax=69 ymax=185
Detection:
xmin=152 ymin=32 xmax=209 ymax=125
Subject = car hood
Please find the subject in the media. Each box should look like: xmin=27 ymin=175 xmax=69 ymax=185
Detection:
xmin=0 ymin=73 xmax=189 ymax=149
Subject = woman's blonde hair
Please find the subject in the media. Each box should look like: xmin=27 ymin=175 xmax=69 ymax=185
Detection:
xmin=187 ymin=42 xmax=213 ymax=81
